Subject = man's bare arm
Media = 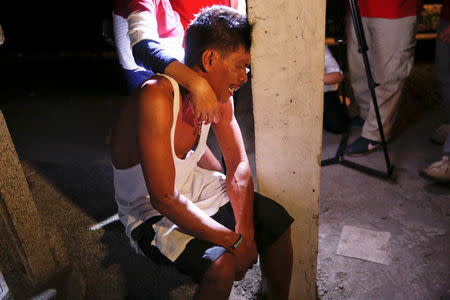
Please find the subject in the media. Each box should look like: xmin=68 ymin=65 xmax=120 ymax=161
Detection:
xmin=213 ymin=99 xmax=254 ymax=238
xmin=213 ymin=98 xmax=258 ymax=271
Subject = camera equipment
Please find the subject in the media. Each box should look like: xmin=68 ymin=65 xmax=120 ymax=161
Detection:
xmin=321 ymin=0 xmax=394 ymax=179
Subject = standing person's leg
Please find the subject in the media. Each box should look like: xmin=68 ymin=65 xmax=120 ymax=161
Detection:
xmin=436 ymin=19 xmax=450 ymax=111
xmin=420 ymin=19 xmax=450 ymax=183
xmin=346 ymin=14 xmax=372 ymax=120
xmin=436 ymin=19 xmax=450 ymax=151
xmin=361 ymin=16 xmax=417 ymax=142
xmin=420 ymin=134 xmax=450 ymax=183
xmin=346 ymin=16 xmax=417 ymax=155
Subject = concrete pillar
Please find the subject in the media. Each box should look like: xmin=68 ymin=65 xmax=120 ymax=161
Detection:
xmin=247 ymin=1 xmax=325 ymax=299
xmin=0 ymin=111 xmax=56 ymax=286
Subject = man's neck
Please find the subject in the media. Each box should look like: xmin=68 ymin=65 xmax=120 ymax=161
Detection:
xmin=179 ymin=85 xmax=189 ymax=98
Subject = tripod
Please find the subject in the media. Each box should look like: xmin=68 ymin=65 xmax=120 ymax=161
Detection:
xmin=321 ymin=0 xmax=394 ymax=179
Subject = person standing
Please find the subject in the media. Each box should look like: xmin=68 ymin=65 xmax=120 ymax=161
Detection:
xmin=345 ymin=0 xmax=423 ymax=156
xmin=420 ymin=0 xmax=450 ymax=183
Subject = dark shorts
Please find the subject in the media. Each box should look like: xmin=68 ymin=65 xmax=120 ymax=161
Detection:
xmin=323 ymin=91 xmax=349 ymax=134
xmin=131 ymin=192 xmax=294 ymax=283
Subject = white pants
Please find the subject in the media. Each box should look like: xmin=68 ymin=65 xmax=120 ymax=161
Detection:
xmin=346 ymin=15 xmax=417 ymax=141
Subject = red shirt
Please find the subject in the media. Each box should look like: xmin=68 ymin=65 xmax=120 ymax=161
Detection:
xmin=170 ymin=0 xmax=230 ymax=29
xmin=114 ymin=0 xmax=184 ymax=41
xmin=355 ymin=0 xmax=423 ymax=19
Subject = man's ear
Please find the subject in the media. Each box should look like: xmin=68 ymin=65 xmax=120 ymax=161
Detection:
xmin=201 ymin=49 xmax=216 ymax=72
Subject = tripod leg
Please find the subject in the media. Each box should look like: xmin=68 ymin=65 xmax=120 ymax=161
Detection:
xmin=345 ymin=14 xmax=370 ymax=119
xmin=359 ymin=18 xmax=417 ymax=143
xmin=321 ymin=0 xmax=401 ymax=179
xmin=346 ymin=0 xmax=392 ymax=174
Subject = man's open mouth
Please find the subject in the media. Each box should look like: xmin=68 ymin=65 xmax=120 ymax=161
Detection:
xmin=228 ymin=86 xmax=239 ymax=93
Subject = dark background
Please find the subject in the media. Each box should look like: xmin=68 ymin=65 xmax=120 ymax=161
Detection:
xmin=0 ymin=0 xmax=442 ymax=53
xmin=0 ymin=1 xmax=124 ymax=97
xmin=0 ymin=0 xmax=113 ymax=53
xmin=0 ymin=0 xmax=440 ymax=97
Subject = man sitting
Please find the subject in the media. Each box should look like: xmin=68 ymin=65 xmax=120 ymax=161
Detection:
xmin=110 ymin=6 xmax=294 ymax=299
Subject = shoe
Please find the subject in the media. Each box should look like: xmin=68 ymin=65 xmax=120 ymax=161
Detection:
xmin=420 ymin=156 xmax=450 ymax=183
xmin=351 ymin=116 xmax=365 ymax=127
xmin=345 ymin=137 xmax=381 ymax=156
xmin=430 ymin=124 xmax=450 ymax=145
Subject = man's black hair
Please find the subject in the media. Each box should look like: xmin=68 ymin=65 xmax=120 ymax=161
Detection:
xmin=184 ymin=5 xmax=252 ymax=71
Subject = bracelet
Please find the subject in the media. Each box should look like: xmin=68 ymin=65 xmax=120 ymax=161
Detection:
xmin=226 ymin=234 xmax=243 ymax=252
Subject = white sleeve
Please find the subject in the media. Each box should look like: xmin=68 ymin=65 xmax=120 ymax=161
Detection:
xmin=230 ymin=0 xmax=247 ymax=15
xmin=113 ymin=13 xmax=143 ymax=71
xmin=128 ymin=10 xmax=160 ymax=47
xmin=324 ymin=44 xmax=342 ymax=74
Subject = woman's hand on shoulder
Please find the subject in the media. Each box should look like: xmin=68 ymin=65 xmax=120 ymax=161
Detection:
xmin=190 ymin=76 xmax=221 ymax=124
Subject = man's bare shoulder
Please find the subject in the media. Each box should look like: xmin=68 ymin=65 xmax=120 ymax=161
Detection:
xmin=138 ymin=75 xmax=179 ymax=135
xmin=111 ymin=76 xmax=176 ymax=169
xmin=140 ymin=75 xmax=175 ymax=103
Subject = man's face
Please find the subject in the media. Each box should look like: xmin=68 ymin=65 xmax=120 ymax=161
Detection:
xmin=207 ymin=45 xmax=250 ymax=103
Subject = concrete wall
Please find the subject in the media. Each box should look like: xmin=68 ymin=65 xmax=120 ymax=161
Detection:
xmin=247 ymin=1 xmax=325 ymax=299
xmin=0 ymin=111 xmax=56 ymax=286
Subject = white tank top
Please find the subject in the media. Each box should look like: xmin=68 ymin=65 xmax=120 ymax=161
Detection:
xmin=112 ymin=74 xmax=211 ymax=245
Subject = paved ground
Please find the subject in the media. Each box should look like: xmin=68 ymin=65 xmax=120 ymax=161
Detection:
xmin=0 ymin=50 xmax=449 ymax=299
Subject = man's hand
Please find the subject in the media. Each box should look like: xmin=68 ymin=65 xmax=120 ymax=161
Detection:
xmin=233 ymin=224 xmax=256 ymax=281
xmin=191 ymin=76 xmax=221 ymax=124
xmin=236 ymin=222 xmax=255 ymax=241
xmin=439 ymin=24 xmax=450 ymax=44
xmin=231 ymin=234 xmax=258 ymax=277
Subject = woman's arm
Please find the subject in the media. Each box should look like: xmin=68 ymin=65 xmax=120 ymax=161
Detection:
xmin=128 ymin=5 xmax=221 ymax=123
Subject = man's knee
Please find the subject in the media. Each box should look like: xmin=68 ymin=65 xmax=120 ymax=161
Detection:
xmin=264 ymin=225 xmax=292 ymax=254
xmin=253 ymin=193 xmax=294 ymax=252
xmin=281 ymin=226 xmax=291 ymax=240
xmin=202 ymin=252 xmax=236 ymax=284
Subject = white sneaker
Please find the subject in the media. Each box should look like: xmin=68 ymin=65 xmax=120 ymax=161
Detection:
xmin=431 ymin=124 xmax=450 ymax=145
xmin=420 ymin=156 xmax=450 ymax=183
